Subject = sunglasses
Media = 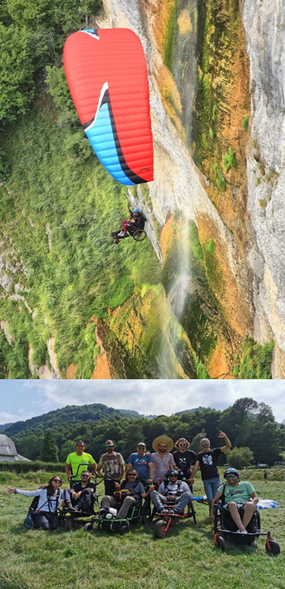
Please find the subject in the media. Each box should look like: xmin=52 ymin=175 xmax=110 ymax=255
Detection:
xmin=178 ymin=443 xmax=187 ymax=446
xmin=53 ymin=479 xmax=62 ymax=483
xmin=81 ymin=475 xmax=89 ymax=478
xmin=105 ymin=445 xmax=114 ymax=448
xmin=128 ymin=474 xmax=136 ymax=476
xmin=225 ymin=474 xmax=236 ymax=479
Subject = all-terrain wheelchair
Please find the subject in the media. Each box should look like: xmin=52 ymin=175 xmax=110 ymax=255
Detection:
xmin=84 ymin=489 xmax=143 ymax=535
xmin=111 ymin=227 xmax=147 ymax=243
xmin=213 ymin=502 xmax=280 ymax=554
xmin=142 ymin=472 xmax=197 ymax=539
xmin=59 ymin=465 xmax=101 ymax=532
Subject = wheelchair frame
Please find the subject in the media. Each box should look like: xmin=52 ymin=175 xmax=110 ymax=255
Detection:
xmin=213 ymin=502 xmax=280 ymax=554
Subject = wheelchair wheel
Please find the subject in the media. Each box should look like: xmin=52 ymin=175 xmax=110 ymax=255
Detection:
xmin=188 ymin=501 xmax=197 ymax=524
xmin=132 ymin=229 xmax=147 ymax=242
xmin=214 ymin=533 xmax=225 ymax=551
xmin=266 ymin=539 xmax=280 ymax=555
xmin=141 ymin=501 xmax=154 ymax=524
xmin=84 ymin=522 xmax=93 ymax=533
xmin=154 ymin=519 xmax=168 ymax=539
xmin=65 ymin=517 xmax=74 ymax=532
xmin=120 ymin=523 xmax=130 ymax=535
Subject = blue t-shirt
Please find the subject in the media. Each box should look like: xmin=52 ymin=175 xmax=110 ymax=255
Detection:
xmin=127 ymin=453 xmax=153 ymax=481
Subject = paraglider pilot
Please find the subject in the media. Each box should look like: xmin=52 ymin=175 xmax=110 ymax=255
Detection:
xmin=111 ymin=208 xmax=146 ymax=244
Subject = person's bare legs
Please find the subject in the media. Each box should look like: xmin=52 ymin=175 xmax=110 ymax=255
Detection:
xmin=242 ymin=502 xmax=255 ymax=529
xmin=227 ymin=502 xmax=246 ymax=532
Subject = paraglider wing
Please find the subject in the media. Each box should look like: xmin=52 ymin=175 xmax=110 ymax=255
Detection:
xmin=63 ymin=29 xmax=154 ymax=186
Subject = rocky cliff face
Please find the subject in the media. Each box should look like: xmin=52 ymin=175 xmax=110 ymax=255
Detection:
xmin=242 ymin=0 xmax=285 ymax=377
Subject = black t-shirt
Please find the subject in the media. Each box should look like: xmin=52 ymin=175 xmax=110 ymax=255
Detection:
xmin=129 ymin=213 xmax=145 ymax=230
xmin=72 ymin=481 xmax=96 ymax=493
xmin=196 ymin=448 xmax=222 ymax=480
xmin=173 ymin=450 xmax=196 ymax=478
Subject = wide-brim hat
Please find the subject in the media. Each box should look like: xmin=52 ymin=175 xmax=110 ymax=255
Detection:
xmin=174 ymin=438 xmax=190 ymax=449
xmin=152 ymin=435 xmax=174 ymax=453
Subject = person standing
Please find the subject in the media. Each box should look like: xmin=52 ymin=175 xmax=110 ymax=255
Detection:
xmin=126 ymin=442 xmax=154 ymax=484
xmin=65 ymin=440 xmax=97 ymax=484
xmin=190 ymin=431 xmax=231 ymax=513
xmin=173 ymin=437 xmax=196 ymax=487
xmin=97 ymin=439 xmax=125 ymax=496
xmin=151 ymin=435 xmax=175 ymax=485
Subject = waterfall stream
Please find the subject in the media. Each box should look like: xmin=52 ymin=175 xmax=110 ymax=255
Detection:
xmin=158 ymin=1 xmax=199 ymax=378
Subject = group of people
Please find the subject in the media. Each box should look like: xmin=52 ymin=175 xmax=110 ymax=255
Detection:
xmin=5 ymin=431 xmax=259 ymax=534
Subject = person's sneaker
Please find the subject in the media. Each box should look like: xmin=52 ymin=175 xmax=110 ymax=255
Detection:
xmin=236 ymin=529 xmax=248 ymax=534
xmin=115 ymin=239 xmax=119 ymax=244
xmin=117 ymin=231 xmax=124 ymax=237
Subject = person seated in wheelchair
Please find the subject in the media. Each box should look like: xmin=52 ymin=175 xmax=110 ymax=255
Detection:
xmin=210 ymin=468 xmax=259 ymax=534
xmin=111 ymin=208 xmax=146 ymax=243
xmin=62 ymin=470 xmax=96 ymax=513
xmin=100 ymin=470 xmax=149 ymax=519
xmin=150 ymin=469 xmax=192 ymax=515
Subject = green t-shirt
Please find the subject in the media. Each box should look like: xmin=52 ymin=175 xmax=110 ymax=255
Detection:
xmin=66 ymin=452 xmax=96 ymax=479
xmin=218 ymin=481 xmax=255 ymax=504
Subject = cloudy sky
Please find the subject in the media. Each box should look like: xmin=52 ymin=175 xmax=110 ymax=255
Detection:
xmin=0 ymin=379 xmax=285 ymax=425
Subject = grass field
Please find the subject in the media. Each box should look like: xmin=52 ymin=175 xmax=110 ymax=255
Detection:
xmin=0 ymin=471 xmax=284 ymax=589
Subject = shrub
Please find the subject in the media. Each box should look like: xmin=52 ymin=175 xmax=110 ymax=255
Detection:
xmin=233 ymin=364 xmax=239 ymax=377
xmin=212 ymin=104 xmax=217 ymax=121
xmin=223 ymin=147 xmax=237 ymax=173
xmin=0 ymin=461 xmax=65 ymax=473
xmin=242 ymin=116 xmax=249 ymax=131
xmin=213 ymin=163 xmax=226 ymax=191
xmin=226 ymin=446 xmax=254 ymax=469
xmin=205 ymin=239 xmax=215 ymax=254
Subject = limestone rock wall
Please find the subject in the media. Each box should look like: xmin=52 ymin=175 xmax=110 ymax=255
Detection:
xmin=242 ymin=0 xmax=285 ymax=376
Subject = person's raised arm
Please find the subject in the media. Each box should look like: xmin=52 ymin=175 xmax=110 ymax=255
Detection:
xmin=218 ymin=431 xmax=231 ymax=452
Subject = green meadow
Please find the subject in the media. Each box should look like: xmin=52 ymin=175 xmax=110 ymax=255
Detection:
xmin=0 ymin=470 xmax=284 ymax=589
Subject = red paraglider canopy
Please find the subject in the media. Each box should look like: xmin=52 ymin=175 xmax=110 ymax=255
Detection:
xmin=63 ymin=28 xmax=154 ymax=186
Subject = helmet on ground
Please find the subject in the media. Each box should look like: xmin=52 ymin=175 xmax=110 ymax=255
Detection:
xmin=224 ymin=468 xmax=239 ymax=478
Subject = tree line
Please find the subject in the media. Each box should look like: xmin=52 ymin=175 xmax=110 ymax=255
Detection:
xmin=3 ymin=399 xmax=285 ymax=467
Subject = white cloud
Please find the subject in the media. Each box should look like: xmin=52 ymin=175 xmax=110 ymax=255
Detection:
xmin=20 ymin=379 xmax=285 ymax=422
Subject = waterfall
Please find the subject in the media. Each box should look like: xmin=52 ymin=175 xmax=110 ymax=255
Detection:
xmin=158 ymin=219 xmax=194 ymax=379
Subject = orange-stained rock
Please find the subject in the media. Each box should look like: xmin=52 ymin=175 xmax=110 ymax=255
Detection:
xmin=66 ymin=364 xmax=77 ymax=379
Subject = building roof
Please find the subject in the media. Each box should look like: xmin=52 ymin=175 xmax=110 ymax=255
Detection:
xmin=0 ymin=434 xmax=17 ymax=456
xmin=0 ymin=434 xmax=31 ymax=461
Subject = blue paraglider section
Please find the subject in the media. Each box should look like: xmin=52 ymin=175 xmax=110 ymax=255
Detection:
xmin=85 ymin=102 xmax=136 ymax=186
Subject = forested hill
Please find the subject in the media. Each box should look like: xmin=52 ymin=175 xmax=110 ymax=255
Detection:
xmin=3 ymin=398 xmax=285 ymax=466
xmin=3 ymin=403 xmax=141 ymax=436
